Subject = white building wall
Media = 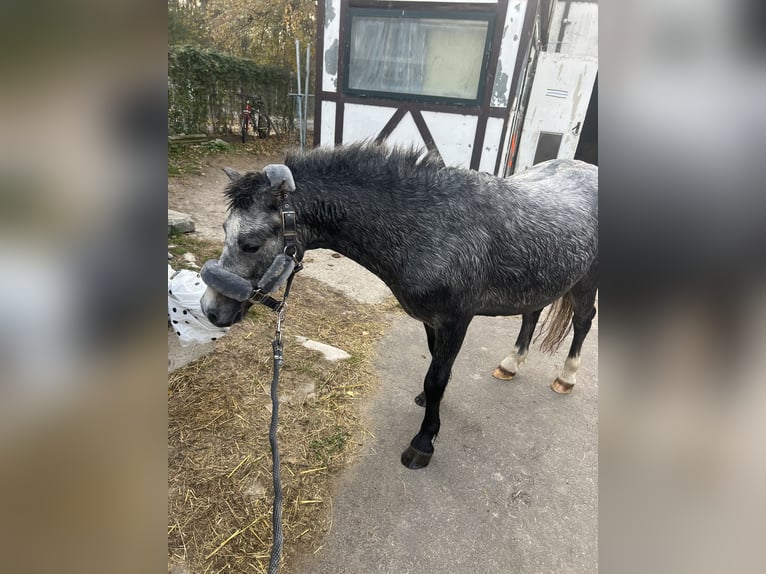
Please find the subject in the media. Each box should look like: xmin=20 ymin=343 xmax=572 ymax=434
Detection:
xmin=422 ymin=111 xmax=479 ymax=169
xmin=320 ymin=101 xmax=336 ymax=146
xmin=547 ymin=1 xmax=598 ymax=58
xmin=491 ymin=0 xmax=528 ymax=108
xmin=479 ymin=117 xmax=506 ymax=173
xmin=322 ymin=0 xmax=341 ymax=92
xmin=342 ymin=104 xmax=398 ymax=143
xmin=386 ymin=113 xmax=428 ymax=150
xmin=317 ymin=0 xmax=536 ymax=173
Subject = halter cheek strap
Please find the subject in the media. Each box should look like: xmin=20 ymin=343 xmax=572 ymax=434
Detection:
xmin=263 ymin=164 xmax=300 ymax=262
xmin=280 ymin=198 xmax=298 ymax=259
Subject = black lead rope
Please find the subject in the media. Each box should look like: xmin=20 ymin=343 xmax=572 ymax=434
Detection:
xmin=266 ymin=265 xmax=300 ymax=574
xmin=268 ymin=332 xmax=284 ymax=574
xmin=263 ymin=191 xmax=301 ymax=574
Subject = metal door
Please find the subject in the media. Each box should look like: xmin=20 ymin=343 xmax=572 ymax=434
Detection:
xmin=514 ymin=51 xmax=597 ymax=171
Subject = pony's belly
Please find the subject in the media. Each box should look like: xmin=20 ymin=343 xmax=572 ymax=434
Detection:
xmin=385 ymin=254 xmax=593 ymax=322
xmin=474 ymin=294 xmax=556 ymax=317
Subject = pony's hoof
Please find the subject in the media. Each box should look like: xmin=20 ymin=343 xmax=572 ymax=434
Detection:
xmin=414 ymin=392 xmax=426 ymax=407
xmin=492 ymin=366 xmax=516 ymax=380
xmin=551 ymin=378 xmax=574 ymax=394
xmin=401 ymin=445 xmax=433 ymax=469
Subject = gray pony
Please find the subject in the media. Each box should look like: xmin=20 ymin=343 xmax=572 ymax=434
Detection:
xmin=201 ymin=143 xmax=598 ymax=469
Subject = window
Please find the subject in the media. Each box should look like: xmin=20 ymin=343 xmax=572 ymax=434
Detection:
xmin=344 ymin=9 xmax=494 ymax=104
xmin=533 ymin=132 xmax=563 ymax=164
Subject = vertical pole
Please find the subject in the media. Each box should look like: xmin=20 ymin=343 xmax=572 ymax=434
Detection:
xmin=295 ymin=40 xmax=304 ymax=150
xmin=304 ymin=45 xmax=310 ymax=148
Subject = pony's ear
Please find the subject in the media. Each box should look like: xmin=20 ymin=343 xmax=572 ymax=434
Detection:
xmin=263 ymin=164 xmax=296 ymax=195
xmin=223 ymin=167 xmax=242 ymax=182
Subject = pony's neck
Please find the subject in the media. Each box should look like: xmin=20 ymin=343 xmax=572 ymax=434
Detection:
xmin=292 ymin=184 xmax=395 ymax=280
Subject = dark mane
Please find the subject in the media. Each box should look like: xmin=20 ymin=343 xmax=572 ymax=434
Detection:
xmin=284 ymin=142 xmax=444 ymax=188
xmin=224 ymin=171 xmax=268 ymax=211
xmin=225 ymin=144 xmax=442 ymax=211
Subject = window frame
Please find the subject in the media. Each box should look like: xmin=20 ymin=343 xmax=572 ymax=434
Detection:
xmin=342 ymin=7 xmax=497 ymax=106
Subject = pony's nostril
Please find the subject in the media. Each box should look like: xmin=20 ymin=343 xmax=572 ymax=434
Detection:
xmin=207 ymin=311 xmax=218 ymax=325
xmin=233 ymin=310 xmax=243 ymax=323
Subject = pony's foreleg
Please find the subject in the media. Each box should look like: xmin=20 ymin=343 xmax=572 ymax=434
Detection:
xmin=402 ymin=319 xmax=471 ymax=469
xmin=551 ymin=306 xmax=596 ymax=394
xmin=414 ymin=324 xmax=436 ymax=407
xmin=493 ymin=309 xmax=543 ymax=380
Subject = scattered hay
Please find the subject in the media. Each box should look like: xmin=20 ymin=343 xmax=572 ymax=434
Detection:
xmin=168 ymin=273 xmax=399 ymax=574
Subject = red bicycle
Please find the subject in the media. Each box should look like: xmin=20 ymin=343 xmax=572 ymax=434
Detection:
xmin=241 ymin=96 xmax=273 ymax=142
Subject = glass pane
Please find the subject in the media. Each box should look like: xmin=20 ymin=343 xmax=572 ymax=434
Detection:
xmin=348 ymin=16 xmax=489 ymax=100
xmin=533 ymin=132 xmax=563 ymax=164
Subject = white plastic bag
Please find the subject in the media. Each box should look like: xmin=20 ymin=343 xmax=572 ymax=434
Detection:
xmin=168 ymin=265 xmax=229 ymax=346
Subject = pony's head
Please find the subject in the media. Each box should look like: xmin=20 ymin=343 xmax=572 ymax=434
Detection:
xmin=200 ymin=165 xmax=298 ymax=327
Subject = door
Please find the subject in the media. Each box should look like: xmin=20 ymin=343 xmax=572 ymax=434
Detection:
xmin=514 ymin=51 xmax=597 ymax=171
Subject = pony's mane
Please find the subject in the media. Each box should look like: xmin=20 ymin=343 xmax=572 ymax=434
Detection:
xmin=285 ymin=142 xmax=444 ymax=184
xmin=224 ymin=143 xmax=443 ymax=211
xmin=224 ymin=171 xmax=268 ymax=211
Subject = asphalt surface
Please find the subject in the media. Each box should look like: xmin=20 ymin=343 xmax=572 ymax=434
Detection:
xmin=297 ymin=312 xmax=598 ymax=574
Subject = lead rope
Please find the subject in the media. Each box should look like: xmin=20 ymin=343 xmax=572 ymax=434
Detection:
xmin=267 ymin=315 xmax=284 ymax=574
xmin=267 ymin=266 xmax=300 ymax=574
xmin=266 ymin=190 xmax=300 ymax=574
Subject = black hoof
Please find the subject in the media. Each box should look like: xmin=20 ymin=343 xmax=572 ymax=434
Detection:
xmin=414 ymin=392 xmax=427 ymax=407
xmin=401 ymin=445 xmax=433 ymax=469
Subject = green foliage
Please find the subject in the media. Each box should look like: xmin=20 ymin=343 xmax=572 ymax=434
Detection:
xmin=168 ymin=45 xmax=294 ymax=136
xmin=204 ymin=0 xmax=317 ymax=72
xmin=168 ymin=0 xmax=206 ymax=46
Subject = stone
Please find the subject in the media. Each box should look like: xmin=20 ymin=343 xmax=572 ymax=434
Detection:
xmin=294 ymin=336 xmax=351 ymax=362
xmin=168 ymin=209 xmax=195 ymax=234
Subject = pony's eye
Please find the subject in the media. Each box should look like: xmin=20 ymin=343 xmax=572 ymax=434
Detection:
xmin=240 ymin=243 xmax=260 ymax=254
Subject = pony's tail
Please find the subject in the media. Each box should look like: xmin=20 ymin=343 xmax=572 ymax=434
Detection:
xmin=535 ymin=293 xmax=574 ymax=354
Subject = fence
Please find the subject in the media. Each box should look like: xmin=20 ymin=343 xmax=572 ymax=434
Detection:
xmin=168 ymin=45 xmax=294 ymax=136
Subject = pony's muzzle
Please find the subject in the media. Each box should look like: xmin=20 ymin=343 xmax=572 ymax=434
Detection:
xmin=200 ymin=260 xmax=254 ymax=302
xmin=200 ymin=256 xmax=296 ymax=301
xmin=198 ymin=260 xmax=253 ymax=327
xmin=200 ymin=285 xmax=247 ymax=327
xmin=204 ymin=305 xmax=244 ymax=328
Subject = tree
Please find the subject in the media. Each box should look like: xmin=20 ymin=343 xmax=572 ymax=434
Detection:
xmin=203 ymin=0 xmax=316 ymax=70
xmin=169 ymin=0 xmax=207 ymax=46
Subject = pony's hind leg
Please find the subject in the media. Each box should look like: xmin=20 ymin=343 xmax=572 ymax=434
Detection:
xmin=493 ymin=309 xmax=543 ymax=380
xmin=551 ymin=266 xmax=598 ymax=394
xmin=551 ymin=306 xmax=596 ymax=393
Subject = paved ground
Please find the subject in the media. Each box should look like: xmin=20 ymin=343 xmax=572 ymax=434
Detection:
xmin=299 ymin=249 xmax=391 ymax=305
xmin=297 ymin=312 xmax=598 ymax=574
